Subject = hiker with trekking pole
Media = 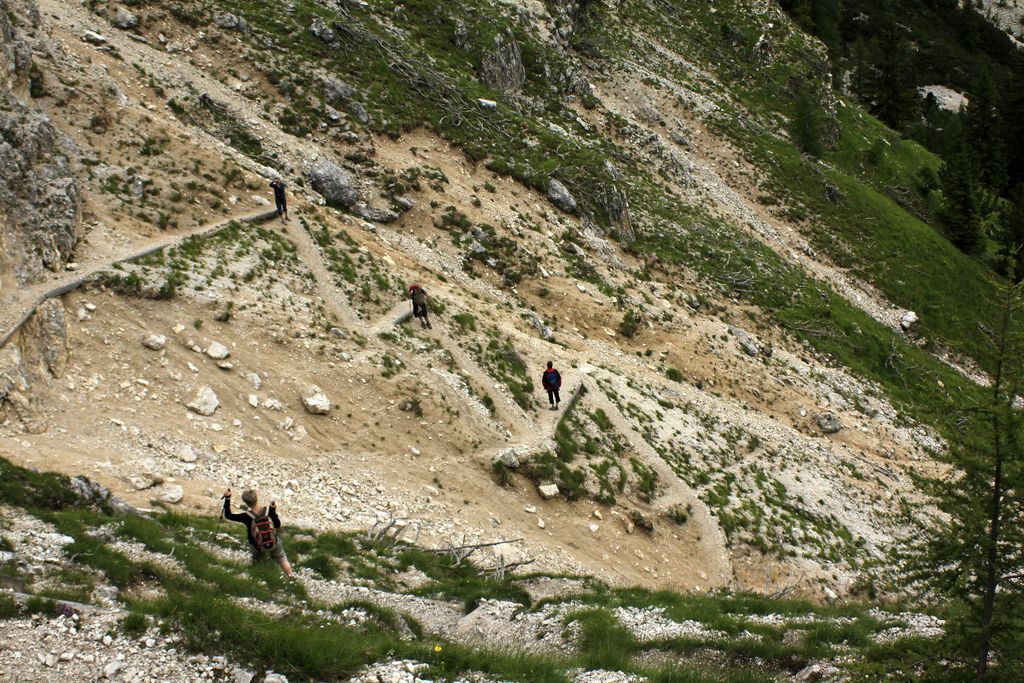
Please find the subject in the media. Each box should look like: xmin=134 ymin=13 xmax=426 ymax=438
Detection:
xmin=222 ymin=488 xmax=295 ymax=577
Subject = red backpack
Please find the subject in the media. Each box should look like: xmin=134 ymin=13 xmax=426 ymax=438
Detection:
xmin=249 ymin=508 xmax=278 ymax=549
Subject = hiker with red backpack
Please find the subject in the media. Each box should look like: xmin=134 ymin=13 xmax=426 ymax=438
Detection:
xmin=542 ymin=360 xmax=562 ymax=410
xmin=409 ymin=284 xmax=431 ymax=329
xmin=222 ymin=488 xmax=294 ymax=577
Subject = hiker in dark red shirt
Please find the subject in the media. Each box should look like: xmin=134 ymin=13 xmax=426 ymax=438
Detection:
xmin=542 ymin=361 xmax=562 ymax=411
xmin=409 ymin=284 xmax=431 ymax=329
xmin=222 ymin=488 xmax=294 ymax=577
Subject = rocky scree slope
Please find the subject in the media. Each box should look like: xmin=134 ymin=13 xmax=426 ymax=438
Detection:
xmin=0 ymin=0 xmax=1003 ymax=611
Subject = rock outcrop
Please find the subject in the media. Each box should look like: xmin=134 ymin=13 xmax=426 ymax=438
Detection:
xmin=322 ymin=76 xmax=369 ymax=123
xmin=481 ymin=29 xmax=526 ymax=95
xmin=0 ymin=0 xmax=80 ymax=293
xmin=600 ymin=161 xmax=635 ymax=242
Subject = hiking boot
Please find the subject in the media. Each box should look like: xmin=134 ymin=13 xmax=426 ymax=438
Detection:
xmin=550 ymin=405 xmax=557 ymax=411
xmin=426 ymin=321 xmax=432 ymax=329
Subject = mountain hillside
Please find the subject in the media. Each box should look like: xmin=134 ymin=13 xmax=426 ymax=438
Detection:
xmin=0 ymin=0 xmax=1020 ymax=679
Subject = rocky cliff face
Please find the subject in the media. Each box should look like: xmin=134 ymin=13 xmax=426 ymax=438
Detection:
xmin=0 ymin=0 xmax=75 ymax=432
xmin=0 ymin=0 xmax=79 ymax=293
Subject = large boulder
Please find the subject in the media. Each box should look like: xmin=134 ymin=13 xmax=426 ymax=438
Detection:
xmin=900 ymin=310 xmax=919 ymax=331
xmin=302 ymin=386 xmax=331 ymax=415
xmin=205 ymin=341 xmax=230 ymax=360
xmin=20 ymin=299 xmax=68 ymax=378
xmin=0 ymin=5 xmax=33 ymax=95
xmin=353 ymin=202 xmax=399 ymax=224
xmin=322 ymin=77 xmax=368 ymax=124
xmin=547 ymin=178 xmax=577 ymax=214
xmin=157 ymin=484 xmax=184 ymax=504
xmin=187 ymin=386 xmax=220 ymax=416
xmin=816 ymin=412 xmax=843 ymax=434
xmin=0 ymin=345 xmax=43 ymax=432
xmin=142 ymin=334 xmax=166 ymax=351
xmin=214 ymin=13 xmax=248 ymax=32
xmin=729 ymin=326 xmax=760 ymax=357
xmin=110 ymin=7 xmax=138 ymax=30
xmin=323 ymin=77 xmax=356 ymax=104
xmin=309 ymin=158 xmax=359 ymax=207
xmin=481 ymin=29 xmax=526 ymax=95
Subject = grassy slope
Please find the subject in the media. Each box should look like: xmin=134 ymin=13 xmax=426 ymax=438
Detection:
xmin=0 ymin=456 xmax=947 ymax=681
xmin=615 ymin=0 xmax=1002 ymax=371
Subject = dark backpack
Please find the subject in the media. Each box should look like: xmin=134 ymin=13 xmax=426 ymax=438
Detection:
xmin=249 ymin=509 xmax=278 ymax=549
xmin=543 ymin=369 xmax=560 ymax=389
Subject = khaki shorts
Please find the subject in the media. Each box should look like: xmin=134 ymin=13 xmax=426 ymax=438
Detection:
xmin=251 ymin=538 xmax=288 ymax=565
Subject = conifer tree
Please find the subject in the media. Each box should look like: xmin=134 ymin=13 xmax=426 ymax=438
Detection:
xmin=870 ymin=9 xmax=917 ymax=131
xmin=791 ymin=79 xmax=825 ymax=157
xmin=965 ymin=72 xmax=1008 ymax=193
xmin=1001 ymin=183 xmax=1024 ymax=282
xmin=906 ymin=280 xmax=1024 ymax=680
xmin=941 ymin=144 xmax=986 ymax=254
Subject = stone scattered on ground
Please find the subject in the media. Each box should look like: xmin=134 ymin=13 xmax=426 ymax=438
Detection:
xmin=205 ymin=341 xmax=230 ymax=360
xmin=537 ymin=483 xmax=560 ymax=499
xmin=900 ymin=311 xmax=919 ymax=331
xmin=141 ymin=334 xmax=166 ymax=351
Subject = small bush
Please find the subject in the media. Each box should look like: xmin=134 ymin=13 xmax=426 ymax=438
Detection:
xmin=0 ymin=594 xmax=19 ymax=619
xmin=668 ymin=504 xmax=692 ymax=525
xmin=491 ymin=460 xmax=512 ymax=487
xmin=120 ymin=612 xmax=149 ymax=638
xmin=618 ymin=310 xmax=640 ymax=338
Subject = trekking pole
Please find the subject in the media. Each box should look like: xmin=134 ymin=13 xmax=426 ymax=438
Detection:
xmin=217 ymin=489 xmax=229 ymax=527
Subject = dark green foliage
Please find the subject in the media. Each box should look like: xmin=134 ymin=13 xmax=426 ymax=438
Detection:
xmin=572 ymin=609 xmax=637 ymax=671
xmin=904 ymin=282 xmax=1024 ymax=680
xmin=618 ymin=310 xmax=640 ymax=338
xmin=0 ymin=594 xmax=18 ymax=619
xmin=120 ymin=612 xmax=149 ymax=638
xmin=998 ymin=183 xmax=1024 ymax=281
xmin=964 ymin=72 xmax=1008 ymax=193
xmin=491 ymin=459 xmax=512 ymax=486
xmin=940 ymin=144 xmax=985 ymax=254
xmin=863 ymin=8 xmax=918 ymax=132
xmin=0 ymin=458 xmax=85 ymax=510
xmin=791 ymin=78 xmax=825 ymax=157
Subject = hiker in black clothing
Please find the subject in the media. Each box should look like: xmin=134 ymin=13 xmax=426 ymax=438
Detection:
xmin=542 ymin=360 xmax=561 ymax=410
xmin=222 ymin=488 xmax=294 ymax=576
xmin=270 ymin=179 xmax=288 ymax=222
xmin=409 ymin=284 xmax=431 ymax=329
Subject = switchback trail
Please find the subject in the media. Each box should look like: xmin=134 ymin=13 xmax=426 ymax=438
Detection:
xmin=0 ymin=210 xmax=276 ymax=348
